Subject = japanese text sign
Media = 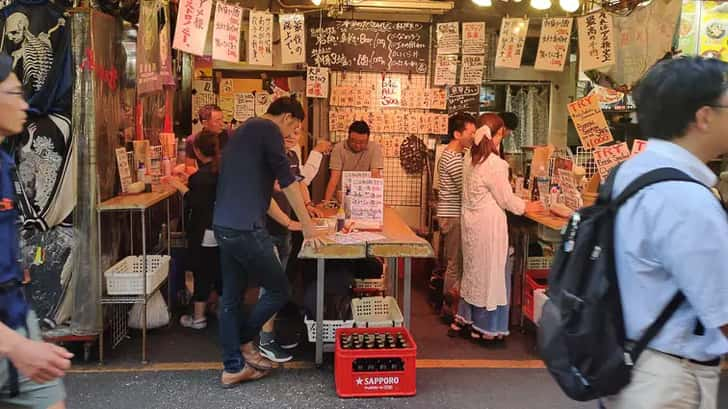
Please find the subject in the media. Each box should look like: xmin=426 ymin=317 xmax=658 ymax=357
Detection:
xmin=437 ymin=22 xmax=460 ymax=54
xmin=249 ymin=10 xmax=273 ymax=66
xmin=348 ymin=177 xmax=384 ymax=227
xmin=279 ymin=14 xmax=306 ymax=64
xmin=496 ymin=18 xmax=529 ymax=69
xmin=578 ymin=11 xmax=615 ymax=71
xmin=535 ymin=18 xmax=573 ymax=72
xmin=306 ymin=66 xmax=329 ymax=98
xmin=381 ymin=77 xmax=402 ymax=107
xmin=462 ymin=22 xmax=486 ymax=55
xmin=172 ymin=0 xmax=213 ymax=56
xmin=212 ymin=3 xmax=242 ymax=63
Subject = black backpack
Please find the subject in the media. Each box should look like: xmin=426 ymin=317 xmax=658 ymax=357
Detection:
xmin=538 ymin=166 xmax=708 ymax=402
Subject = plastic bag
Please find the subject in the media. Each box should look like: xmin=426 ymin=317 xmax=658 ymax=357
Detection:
xmin=128 ymin=290 xmax=170 ymax=329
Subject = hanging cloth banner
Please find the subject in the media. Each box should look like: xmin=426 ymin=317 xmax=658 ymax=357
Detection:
xmin=137 ymin=0 xmax=163 ymax=95
xmin=577 ymin=11 xmax=616 ymax=71
xmin=248 ymin=10 xmax=273 ymax=66
xmin=535 ymin=17 xmax=573 ymax=72
xmin=158 ymin=3 xmax=175 ymax=86
xmin=212 ymin=2 xmax=243 ymax=63
xmin=495 ymin=18 xmax=529 ymax=69
xmin=173 ymin=0 xmax=213 ymax=56
xmin=279 ymin=13 xmax=306 ymax=65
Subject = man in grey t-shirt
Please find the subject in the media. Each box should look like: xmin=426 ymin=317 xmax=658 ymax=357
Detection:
xmin=323 ymin=121 xmax=384 ymax=203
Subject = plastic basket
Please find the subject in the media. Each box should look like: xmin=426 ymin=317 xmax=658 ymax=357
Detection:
xmin=353 ymin=278 xmax=385 ymax=295
xmin=526 ymin=257 xmax=553 ymax=270
xmin=304 ymin=316 xmax=355 ymax=343
xmin=104 ymin=255 xmax=170 ymax=295
xmin=351 ymin=296 xmax=404 ymax=328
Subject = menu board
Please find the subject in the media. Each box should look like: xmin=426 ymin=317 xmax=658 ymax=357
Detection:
xmin=343 ymin=171 xmax=372 ymax=194
xmin=593 ymin=142 xmax=631 ymax=180
xmin=233 ymin=92 xmax=255 ymax=122
xmin=212 ymin=3 xmax=242 ymax=63
xmin=437 ymin=22 xmax=460 ymax=54
xmin=535 ymin=18 xmax=573 ymax=72
xmin=249 ymin=10 xmax=273 ymax=66
xmin=496 ymin=18 xmax=529 ymax=69
xmin=348 ymin=177 xmax=384 ymax=229
xmin=567 ymin=94 xmax=613 ymax=148
xmin=460 ymin=55 xmax=485 ymax=85
xmin=381 ymin=77 xmax=402 ymax=107
xmin=434 ymin=54 xmax=458 ymax=86
xmin=462 ymin=22 xmax=486 ymax=55
xmin=279 ymin=13 xmax=306 ymax=64
xmin=447 ymin=85 xmax=480 ymax=114
xmin=172 ymin=0 xmax=213 ymax=56
xmin=306 ymin=66 xmax=329 ymax=98
xmin=578 ymin=11 xmax=615 ymax=71
xmin=308 ymin=19 xmax=430 ymax=74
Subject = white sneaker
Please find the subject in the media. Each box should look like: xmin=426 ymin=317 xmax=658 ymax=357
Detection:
xmin=180 ymin=315 xmax=207 ymax=329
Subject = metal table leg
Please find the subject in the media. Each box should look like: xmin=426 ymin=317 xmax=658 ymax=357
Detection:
xmin=519 ymin=229 xmax=531 ymax=330
xmin=98 ymin=210 xmax=104 ymax=365
xmin=315 ymin=258 xmax=325 ymax=367
xmin=387 ymin=258 xmax=397 ymax=298
xmin=141 ymin=209 xmax=148 ymax=364
xmin=166 ymin=199 xmax=172 ymax=323
xmin=404 ymin=258 xmax=412 ymax=329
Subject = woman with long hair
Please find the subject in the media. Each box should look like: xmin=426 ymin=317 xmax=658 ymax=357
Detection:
xmin=448 ymin=113 xmax=540 ymax=342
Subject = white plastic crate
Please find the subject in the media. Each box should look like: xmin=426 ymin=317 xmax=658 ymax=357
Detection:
xmin=527 ymin=256 xmax=553 ymax=270
xmin=353 ymin=278 xmax=385 ymax=292
xmin=104 ymin=255 xmax=170 ymax=295
xmin=351 ymin=296 xmax=404 ymax=328
xmin=304 ymin=316 xmax=354 ymax=343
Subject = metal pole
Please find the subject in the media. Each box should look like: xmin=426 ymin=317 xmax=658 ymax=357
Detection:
xmin=315 ymin=258 xmax=325 ymax=366
xmin=141 ymin=210 xmax=148 ymax=364
xmin=404 ymin=258 xmax=412 ymax=329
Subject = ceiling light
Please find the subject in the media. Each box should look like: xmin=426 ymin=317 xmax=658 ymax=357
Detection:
xmin=530 ymin=0 xmax=551 ymax=10
xmin=311 ymin=0 xmax=322 ymax=5
xmin=559 ymin=0 xmax=579 ymax=12
xmin=472 ymin=0 xmax=492 ymax=6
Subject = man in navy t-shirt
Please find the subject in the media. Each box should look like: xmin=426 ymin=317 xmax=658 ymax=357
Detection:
xmin=213 ymin=96 xmax=319 ymax=388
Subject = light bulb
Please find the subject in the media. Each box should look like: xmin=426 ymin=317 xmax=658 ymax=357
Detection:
xmin=530 ymin=0 xmax=552 ymax=10
xmin=472 ymin=0 xmax=492 ymax=6
xmin=311 ymin=0 xmax=322 ymax=5
xmin=559 ymin=0 xmax=579 ymax=12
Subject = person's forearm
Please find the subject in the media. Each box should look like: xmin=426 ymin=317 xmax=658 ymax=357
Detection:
xmin=283 ymin=182 xmax=313 ymax=230
xmin=0 ymin=322 xmax=23 ymax=357
xmin=324 ymin=179 xmax=337 ymax=203
xmin=300 ymin=183 xmax=313 ymax=206
xmin=299 ymin=151 xmax=323 ymax=186
xmin=267 ymin=199 xmax=291 ymax=228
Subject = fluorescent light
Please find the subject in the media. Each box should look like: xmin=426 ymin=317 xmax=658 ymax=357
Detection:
xmin=530 ymin=0 xmax=552 ymax=10
xmin=559 ymin=0 xmax=579 ymax=12
xmin=472 ymin=0 xmax=493 ymax=6
xmin=311 ymin=0 xmax=322 ymax=5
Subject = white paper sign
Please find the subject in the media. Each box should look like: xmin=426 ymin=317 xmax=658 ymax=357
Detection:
xmin=381 ymin=77 xmax=402 ymax=107
xmin=535 ymin=18 xmax=573 ymax=72
xmin=116 ymin=148 xmax=132 ymax=193
xmin=578 ymin=11 xmax=615 ymax=71
xmin=279 ymin=14 xmax=306 ymax=64
xmin=593 ymin=142 xmax=631 ymax=180
xmin=349 ymin=177 xmax=384 ymax=228
xmin=462 ymin=22 xmax=486 ymax=55
xmin=434 ymin=54 xmax=458 ymax=86
xmin=306 ymin=66 xmax=329 ymax=98
xmin=496 ymin=18 xmax=529 ymax=69
xmin=233 ymin=93 xmax=255 ymax=122
xmin=248 ymin=10 xmax=273 ymax=66
xmin=191 ymin=79 xmax=216 ymax=134
xmin=631 ymin=139 xmax=647 ymax=157
xmin=437 ymin=22 xmax=460 ymax=54
xmin=254 ymin=92 xmax=272 ymax=117
xmin=342 ymin=171 xmax=372 ymax=194
xmin=212 ymin=3 xmax=242 ymax=63
xmin=173 ymin=0 xmax=213 ymax=56
xmin=460 ymin=55 xmax=485 ymax=85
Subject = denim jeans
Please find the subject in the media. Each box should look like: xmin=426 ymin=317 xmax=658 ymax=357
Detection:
xmin=214 ymin=226 xmax=291 ymax=373
xmin=271 ymin=232 xmax=292 ymax=270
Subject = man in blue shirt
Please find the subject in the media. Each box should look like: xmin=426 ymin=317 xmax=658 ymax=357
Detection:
xmin=213 ymin=97 xmax=320 ymax=388
xmin=606 ymin=57 xmax=728 ymax=408
xmin=0 ymin=53 xmax=70 ymax=408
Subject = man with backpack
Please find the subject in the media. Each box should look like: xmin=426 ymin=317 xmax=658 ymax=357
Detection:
xmin=540 ymin=56 xmax=728 ymax=409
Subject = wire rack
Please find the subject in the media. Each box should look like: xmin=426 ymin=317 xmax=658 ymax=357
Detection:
xmin=574 ymin=146 xmax=598 ymax=179
xmin=106 ymin=303 xmax=129 ymax=349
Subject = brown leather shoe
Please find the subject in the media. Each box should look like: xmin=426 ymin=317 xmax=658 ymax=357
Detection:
xmin=240 ymin=342 xmax=274 ymax=371
xmin=221 ymin=365 xmax=269 ymax=389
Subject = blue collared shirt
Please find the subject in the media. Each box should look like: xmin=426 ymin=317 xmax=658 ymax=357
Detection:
xmin=613 ymin=139 xmax=728 ymax=361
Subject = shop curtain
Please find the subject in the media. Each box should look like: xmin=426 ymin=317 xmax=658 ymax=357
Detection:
xmin=504 ymin=85 xmax=549 ymax=153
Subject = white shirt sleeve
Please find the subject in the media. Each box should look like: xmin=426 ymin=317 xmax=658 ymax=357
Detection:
xmin=488 ymin=159 xmax=525 ymax=215
xmin=298 ymin=148 xmax=323 ymax=186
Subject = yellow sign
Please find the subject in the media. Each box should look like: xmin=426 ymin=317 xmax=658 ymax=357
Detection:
xmin=567 ymin=95 xmax=614 ymax=149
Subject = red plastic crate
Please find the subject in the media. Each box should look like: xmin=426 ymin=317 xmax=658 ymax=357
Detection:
xmin=334 ymin=327 xmax=417 ymax=398
xmin=523 ymin=269 xmax=549 ymax=323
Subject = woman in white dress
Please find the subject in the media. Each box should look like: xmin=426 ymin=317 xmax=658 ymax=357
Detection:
xmin=448 ymin=113 xmax=540 ymax=342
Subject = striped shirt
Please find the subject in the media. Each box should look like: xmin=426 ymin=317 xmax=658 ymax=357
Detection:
xmin=437 ymin=149 xmax=465 ymax=218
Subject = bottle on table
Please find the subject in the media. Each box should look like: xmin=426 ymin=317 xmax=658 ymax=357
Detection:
xmin=336 ymin=206 xmax=346 ymax=232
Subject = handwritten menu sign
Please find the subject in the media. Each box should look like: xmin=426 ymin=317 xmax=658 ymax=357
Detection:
xmin=429 ymin=88 xmax=447 ymax=110
xmin=254 ymin=92 xmax=272 ymax=117
xmin=306 ymin=66 xmax=329 ymax=98
xmin=437 ymin=22 xmax=460 ymax=54
xmin=496 ymin=18 xmax=529 ymax=69
xmin=447 ymin=85 xmax=480 ymax=114
xmin=460 ymin=55 xmax=485 ymax=85
xmin=535 ymin=18 xmax=573 ymax=72
xmin=349 ymin=177 xmax=384 ymax=229
xmin=233 ymin=92 xmax=255 ymax=122
xmin=116 ymin=148 xmax=132 ymax=193
xmin=578 ymin=11 xmax=615 ymax=71
xmin=557 ymin=169 xmax=582 ymax=210
xmin=343 ymin=171 xmax=371 ymax=194
xmin=308 ymin=20 xmax=430 ymax=74
xmin=567 ymin=94 xmax=613 ymax=148
xmin=191 ymin=79 xmax=215 ymax=134
xmin=462 ymin=22 xmax=486 ymax=55
xmin=631 ymin=139 xmax=647 ymax=157
xmin=434 ymin=54 xmax=458 ymax=86
xmin=249 ymin=10 xmax=273 ymax=66
xmin=173 ymin=0 xmax=213 ymax=56
xmin=212 ymin=3 xmax=242 ymax=63
xmin=593 ymin=142 xmax=630 ymax=180
xmin=381 ymin=77 xmax=402 ymax=107
xmin=279 ymin=14 xmax=306 ymax=65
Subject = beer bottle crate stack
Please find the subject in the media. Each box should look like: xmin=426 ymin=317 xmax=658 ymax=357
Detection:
xmin=334 ymin=327 xmax=417 ymax=398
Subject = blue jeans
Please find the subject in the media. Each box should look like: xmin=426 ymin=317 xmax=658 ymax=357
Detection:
xmin=271 ymin=232 xmax=292 ymax=270
xmin=214 ymin=227 xmax=291 ymax=373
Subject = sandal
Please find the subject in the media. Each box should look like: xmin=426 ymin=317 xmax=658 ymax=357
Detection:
xmin=447 ymin=322 xmax=466 ymax=338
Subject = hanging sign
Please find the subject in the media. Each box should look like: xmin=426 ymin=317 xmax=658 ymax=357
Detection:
xmin=172 ymin=0 xmax=213 ymax=56
xmin=447 ymin=85 xmax=480 ymax=114
xmin=158 ymin=3 xmax=175 ymax=86
xmin=593 ymin=142 xmax=631 ymax=180
xmin=137 ymin=0 xmax=162 ymax=95
xmin=249 ymin=10 xmax=273 ymax=66
xmin=434 ymin=54 xmax=458 ymax=86
xmin=567 ymin=94 xmax=614 ymax=148
xmin=233 ymin=92 xmax=255 ymax=122
xmin=535 ymin=18 xmax=573 ymax=72
xmin=462 ymin=22 xmax=486 ymax=55
xmin=381 ymin=77 xmax=402 ymax=107
xmin=578 ymin=11 xmax=615 ymax=71
xmin=460 ymin=55 xmax=485 ymax=85
xmin=496 ymin=18 xmax=529 ymax=69
xmin=280 ymin=13 xmax=306 ymax=64
xmin=212 ymin=3 xmax=242 ymax=63
xmin=306 ymin=66 xmax=329 ymax=98
xmin=437 ymin=22 xmax=460 ymax=54
xmin=631 ymin=139 xmax=648 ymax=157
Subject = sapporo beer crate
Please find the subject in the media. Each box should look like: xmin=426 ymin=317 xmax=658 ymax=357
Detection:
xmin=334 ymin=327 xmax=417 ymax=398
